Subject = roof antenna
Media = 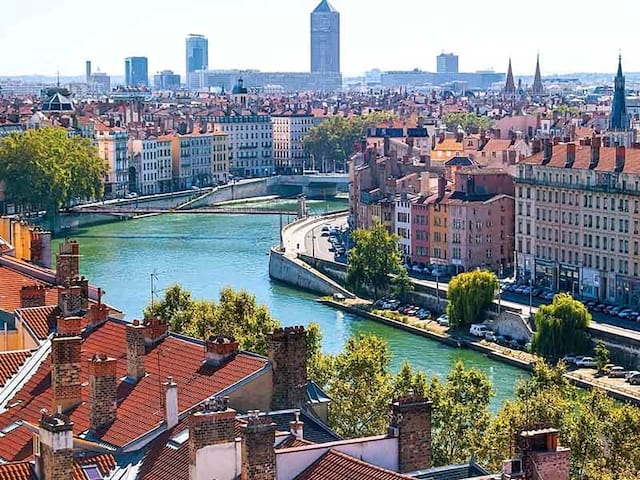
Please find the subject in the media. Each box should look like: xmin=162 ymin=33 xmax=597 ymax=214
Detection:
xmin=56 ymin=71 xmax=60 ymax=88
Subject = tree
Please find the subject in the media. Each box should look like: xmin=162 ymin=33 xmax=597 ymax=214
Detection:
xmin=321 ymin=334 xmax=394 ymax=438
xmin=347 ymin=220 xmax=403 ymax=299
xmin=446 ymin=270 xmax=498 ymax=328
xmin=429 ymin=361 xmax=494 ymax=465
xmin=531 ymin=293 xmax=591 ymax=359
xmin=390 ymin=269 xmax=414 ymax=302
xmin=594 ymin=341 xmax=610 ymax=373
xmin=303 ymin=112 xmax=396 ymax=172
xmin=0 ymin=127 xmax=106 ymax=213
xmin=441 ymin=112 xmax=493 ymax=133
xmin=392 ymin=361 xmax=428 ymax=399
xmin=145 ymin=284 xmax=280 ymax=356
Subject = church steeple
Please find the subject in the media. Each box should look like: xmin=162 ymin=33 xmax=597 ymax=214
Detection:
xmin=532 ymin=53 xmax=544 ymax=95
xmin=504 ymin=58 xmax=516 ymax=94
xmin=610 ymin=54 xmax=629 ymax=131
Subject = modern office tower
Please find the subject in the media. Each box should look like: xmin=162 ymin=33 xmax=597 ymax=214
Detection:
xmin=125 ymin=57 xmax=149 ymax=87
xmin=310 ymin=0 xmax=340 ymax=74
xmin=436 ymin=53 xmax=459 ymax=73
xmin=85 ymin=60 xmax=92 ymax=83
xmin=153 ymin=70 xmax=181 ymax=90
xmin=186 ymin=34 xmax=209 ymax=89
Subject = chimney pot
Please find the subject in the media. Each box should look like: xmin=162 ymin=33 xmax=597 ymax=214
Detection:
xmin=389 ymin=396 xmax=432 ymax=473
xmin=616 ymin=145 xmax=626 ymax=172
xmin=205 ymin=335 xmax=239 ymax=366
xmin=56 ymin=316 xmax=83 ymax=336
xmin=241 ymin=411 xmax=277 ymax=480
xmin=126 ymin=321 xmax=146 ymax=382
xmin=36 ymin=412 xmax=74 ymax=480
xmin=88 ymin=353 xmax=117 ymax=431
xmin=51 ymin=335 xmax=82 ymax=413
xmin=163 ymin=376 xmax=179 ymax=429
xmin=267 ymin=326 xmax=307 ymax=410
xmin=143 ymin=316 xmax=169 ymax=347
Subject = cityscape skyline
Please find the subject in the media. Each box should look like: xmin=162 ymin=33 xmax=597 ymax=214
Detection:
xmin=2 ymin=0 xmax=639 ymax=78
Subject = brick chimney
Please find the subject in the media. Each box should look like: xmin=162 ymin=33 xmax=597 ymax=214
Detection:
xmin=55 ymin=240 xmax=79 ymax=286
xmin=542 ymin=139 xmax=553 ymax=165
xmin=51 ymin=334 xmax=82 ymax=413
xmin=388 ymin=396 xmax=432 ymax=473
xmin=189 ymin=397 xmax=236 ymax=480
xmin=205 ymin=335 xmax=239 ymax=366
xmin=531 ymin=139 xmax=542 ymax=155
xmin=267 ymin=326 xmax=307 ymax=410
xmin=87 ymin=303 xmax=110 ymax=329
xmin=126 ymin=320 xmax=146 ymax=382
xmin=565 ymin=143 xmax=576 ymax=168
xmin=88 ymin=353 xmax=117 ymax=432
xmin=20 ymin=285 xmax=47 ymax=308
xmin=143 ymin=316 xmax=169 ymax=347
xmin=56 ymin=316 xmax=83 ymax=336
xmin=289 ymin=409 xmax=303 ymax=440
xmin=437 ymin=175 xmax=446 ymax=200
xmin=515 ymin=428 xmax=570 ymax=480
xmin=383 ymin=136 xmax=391 ymax=157
xmin=163 ymin=376 xmax=179 ymax=429
xmin=35 ymin=411 xmax=74 ymax=480
xmin=71 ymin=276 xmax=89 ymax=309
xmin=241 ymin=411 xmax=276 ymax=480
xmin=615 ymin=145 xmax=626 ymax=173
xmin=57 ymin=285 xmax=84 ymax=318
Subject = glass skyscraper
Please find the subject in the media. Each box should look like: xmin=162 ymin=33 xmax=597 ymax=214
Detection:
xmin=186 ymin=34 xmax=209 ymax=88
xmin=310 ymin=0 xmax=340 ymax=74
xmin=124 ymin=57 xmax=149 ymax=87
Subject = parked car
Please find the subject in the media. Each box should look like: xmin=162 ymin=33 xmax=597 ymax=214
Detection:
xmin=470 ymin=324 xmax=491 ymax=337
xmin=484 ymin=331 xmax=497 ymax=342
xmin=629 ymin=375 xmax=640 ymax=386
xmin=610 ymin=306 xmax=623 ymax=316
xmin=417 ymin=309 xmax=431 ymax=320
xmin=608 ymin=366 xmax=627 ymax=378
xmin=561 ymin=355 xmax=578 ymax=365
xmin=531 ymin=288 xmax=542 ymax=297
xmin=436 ymin=314 xmax=449 ymax=326
xmin=575 ymin=356 xmax=597 ymax=368
xmin=625 ymin=371 xmax=640 ymax=381
xmin=618 ymin=309 xmax=633 ymax=319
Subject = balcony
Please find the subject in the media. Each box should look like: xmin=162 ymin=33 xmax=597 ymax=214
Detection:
xmin=516 ymin=176 xmax=640 ymax=196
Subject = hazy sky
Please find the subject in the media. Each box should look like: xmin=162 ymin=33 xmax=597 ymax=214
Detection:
xmin=2 ymin=0 xmax=638 ymax=77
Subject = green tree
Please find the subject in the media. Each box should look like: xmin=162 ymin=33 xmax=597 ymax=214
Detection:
xmin=322 ymin=334 xmax=394 ymax=438
xmin=145 ymin=284 xmax=280 ymax=356
xmin=0 ymin=127 xmax=106 ymax=214
xmin=594 ymin=341 xmax=610 ymax=373
xmin=441 ymin=112 xmax=493 ymax=133
xmin=390 ymin=269 xmax=414 ymax=302
xmin=446 ymin=270 xmax=498 ymax=328
xmin=392 ymin=361 xmax=429 ymax=399
xmin=303 ymin=112 xmax=396 ymax=172
xmin=531 ymin=293 xmax=591 ymax=359
xmin=347 ymin=220 xmax=403 ymax=299
xmin=429 ymin=361 xmax=493 ymax=465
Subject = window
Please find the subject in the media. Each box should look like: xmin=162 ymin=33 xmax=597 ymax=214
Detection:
xmin=82 ymin=466 xmax=103 ymax=480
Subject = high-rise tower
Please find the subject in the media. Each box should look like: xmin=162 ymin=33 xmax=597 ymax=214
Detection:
xmin=310 ymin=0 xmax=340 ymax=74
xmin=125 ymin=57 xmax=149 ymax=87
xmin=532 ymin=53 xmax=544 ymax=95
xmin=186 ymin=34 xmax=209 ymax=89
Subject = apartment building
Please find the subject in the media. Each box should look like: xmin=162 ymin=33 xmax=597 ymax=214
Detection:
xmin=129 ymin=137 xmax=159 ymax=195
xmin=271 ymin=109 xmax=314 ymax=173
xmin=515 ymin=139 xmax=640 ymax=305
xmin=96 ymin=122 xmax=129 ymax=198
xmin=394 ymin=195 xmax=412 ymax=258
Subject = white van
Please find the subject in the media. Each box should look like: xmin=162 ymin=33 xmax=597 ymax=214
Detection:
xmin=470 ymin=324 xmax=491 ymax=337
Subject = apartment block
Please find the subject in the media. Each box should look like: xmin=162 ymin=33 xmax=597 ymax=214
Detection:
xmin=516 ymin=139 xmax=640 ymax=305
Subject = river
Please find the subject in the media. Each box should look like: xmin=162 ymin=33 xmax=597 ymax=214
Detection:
xmin=53 ymin=198 xmax=524 ymax=410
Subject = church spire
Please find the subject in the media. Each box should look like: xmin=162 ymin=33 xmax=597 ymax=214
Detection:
xmin=532 ymin=52 xmax=544 ymax=95
xmin=610 ymin=54 xmax=629 ymax=131
xmin=504 ymin=58 xmax=516 ymax=94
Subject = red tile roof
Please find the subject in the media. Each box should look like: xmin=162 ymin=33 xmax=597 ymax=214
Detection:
xmin=0 ymin=461 xmax=34 ymax=480
xmin=0 ymin=267 xmax=57 ymax=313
xmin=294 ymin=449 xmax=414 ymax=480
xmin=0 ymin=320 xmax=269 ymax=461
xmin=521 ymin=144 xmax=640 ymax=174
xmin=0 ymin=350 xmax=32 ymax=387
xmin=72 ymin=453 xmax=116 ymax=480
xmin=17 ymin=306 xmax=59 ymax=341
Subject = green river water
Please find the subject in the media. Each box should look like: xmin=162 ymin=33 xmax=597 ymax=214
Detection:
xmin=53 ymin=198 xmax=524 ymax=410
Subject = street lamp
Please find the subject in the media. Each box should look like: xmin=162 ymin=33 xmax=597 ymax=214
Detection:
xmin=529 ymin=277 xmax=533 ymax=316
xmin=435 ymin=269 xmax=440 ymax=312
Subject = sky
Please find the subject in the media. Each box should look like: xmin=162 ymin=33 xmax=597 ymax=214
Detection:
xmin=1 ymin=0 xmax=639 ymax=78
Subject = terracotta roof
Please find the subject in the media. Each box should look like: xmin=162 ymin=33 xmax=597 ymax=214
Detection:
xmin=0 ymin=267 xmax=57 ymax=314
xmin=0 ymin=350 xmax=32 ymax=387
xmin=277 ymin=435 xmax=313 ymax=449
xmin=17 ymin=306 xmax=59 ymax=341
xmin=0 ymin=319 xmax=269 ymax=461
xmin=0 ymin=461 xmax=34 ymax=480
xmin=521 ymin=144 xmax=640 ymax=174
xmin=481 ymin=139 xmax=513 ymax=152
xmin=72 ymin=453 xmax=116 ymax=480
xmin=294 ymin=449 xmax=414 ymax=480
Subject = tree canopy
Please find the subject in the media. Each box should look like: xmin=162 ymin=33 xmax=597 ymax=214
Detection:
xmin=303 ymin=112 xmax=396 ymax=172
xmin=0 ymin=127 xmax=106 ymax=213
xmin=441 ymin=112 xmax=493 ymax=133
xmin=145 ymin=284 xmax=280 ymax=356
xmin=446 ymin=270 xmax=498 ymax=328
xmin=347 ymin=220 xmax=403 ymax=299
xmin=531 ymin=293 xmax=591 ymax=358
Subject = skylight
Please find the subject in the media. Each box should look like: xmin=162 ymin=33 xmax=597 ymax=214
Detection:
xmin=82 ymin=465 xmax=102 ymax=480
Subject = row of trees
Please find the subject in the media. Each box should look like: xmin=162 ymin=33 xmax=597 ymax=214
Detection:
xmin=302 ymin=112 xmax=396 ymax=172
xmin=0 ymin=128 xmax=107 ymax=214
xmin=148 ymin=284 xmax=640 ymax=477
xmin=441 ymin=112 xmax=493 ymax=133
